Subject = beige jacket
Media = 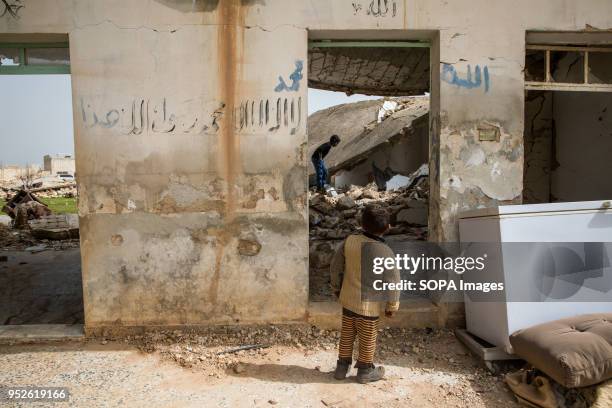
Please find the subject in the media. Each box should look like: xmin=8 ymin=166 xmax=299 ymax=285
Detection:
xmin=330 ymin=233 xmax=400 ymax=317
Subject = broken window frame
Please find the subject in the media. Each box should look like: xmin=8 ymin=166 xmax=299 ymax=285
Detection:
xmin=525 ymin=44 xmax=612 ymax=92
xmin=0 ymin=42 xmax=70 ymax=75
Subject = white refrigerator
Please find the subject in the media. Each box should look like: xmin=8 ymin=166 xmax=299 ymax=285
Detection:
xmin=458 ymin=200 xmax=612 ymax=352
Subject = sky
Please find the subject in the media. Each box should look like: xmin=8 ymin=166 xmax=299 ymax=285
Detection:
xmin=0 ymin=75 xmax=74 ymax=167
xmin=0 ymin=77 xmax=378 ymax=166
xmin=308 ymin=88 xmax=381 ymax=115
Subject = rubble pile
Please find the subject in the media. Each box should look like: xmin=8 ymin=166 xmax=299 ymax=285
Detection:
xmin=309 ymin=169 xmax=429 ymax=300
xmin=0 ymin=224 xmax=21 ymax=249
xmin=0 ymin=223 xmax=80 ymax=251
xmin=2 ymin=190 xmax=52 ymax=229
xmin=31 ymin=184 xmax=77 ymax=198
xmin=0 ymin=189 xmax=79 ymax=251
xmin=309 ymin=179 xmax=429 ymax=243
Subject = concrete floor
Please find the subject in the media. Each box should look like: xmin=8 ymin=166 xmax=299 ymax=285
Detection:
xmin=0 ymin=324 xmax=84 ymax=341
xmin=0 ymin=249 xmax=83 ymax=325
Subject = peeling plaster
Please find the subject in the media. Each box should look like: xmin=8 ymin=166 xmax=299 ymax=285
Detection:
xmin=16 ymin=0 xmax=610 ymax=327
xmin=436 ymin=120 xmax=524 ymax=240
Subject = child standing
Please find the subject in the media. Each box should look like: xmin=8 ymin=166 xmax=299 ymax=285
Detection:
xmin=330 ymin=205 xmax=400 ymax=383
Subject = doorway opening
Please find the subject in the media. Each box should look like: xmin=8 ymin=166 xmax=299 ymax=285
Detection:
xmin=0 ymin=35 xmax=83 ymax=335
xmin=306 ymin=38 xmax=432 ymax=303
xmin=523 ymin=33 xmax=612 ymax=203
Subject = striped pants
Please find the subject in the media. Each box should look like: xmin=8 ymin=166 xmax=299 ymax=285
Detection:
xmin=338 ymin=308 xmax=379 ymax=367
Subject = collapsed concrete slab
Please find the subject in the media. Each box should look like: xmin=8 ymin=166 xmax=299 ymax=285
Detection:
xmin=29 ymin=214 xmax=79 ymax=240
xmin=309 ymin=45 xmax=430 ymax=97
xmin=308 ymin=97 xmax=429 ymax=189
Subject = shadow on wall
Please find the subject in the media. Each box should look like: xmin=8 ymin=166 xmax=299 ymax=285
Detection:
xmin=153 ymin=0 xmax=265 ymax=12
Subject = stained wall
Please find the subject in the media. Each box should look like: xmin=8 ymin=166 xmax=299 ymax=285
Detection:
xmin=1 ymin=0 xmax=611 ymax=329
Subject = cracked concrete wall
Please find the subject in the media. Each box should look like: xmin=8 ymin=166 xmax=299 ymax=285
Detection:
xmin=552 ymin=92 xmax=612 ymax=202
xmin=334 ymin=118 xmax=429 ymax=188
xmin=407 ymin=0 xmax=612 ymax=241
xmin=524 ymin=90 xmax=612 ymax=204
xmin=1 ymin=0 xmax=611 ymax=327
xmin=1 ymin=0 xmax=312 ymax=328
xmin=523 ymin=91 xmax=554 ymax=204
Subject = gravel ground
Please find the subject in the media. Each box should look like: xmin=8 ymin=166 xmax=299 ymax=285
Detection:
xmin=0 ymin=326 xmax=519 ymax=408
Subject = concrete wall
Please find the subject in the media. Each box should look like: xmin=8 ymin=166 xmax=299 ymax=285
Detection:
xmin=523 ymin=91 xmax=554 ymax=204
xmin=0 ymin=165 xmax=41 ymax=183
xmin=524 ymin=90 xmax=612 ymax=203
xmin=2 ymin=0 xmax=611 ymax=329
xmin=44 ymin=155 xmax=75 ymax=175
xmin=524 ymin=49 xmax=612 ymax=204
xmin=552 ymin=92 xmax=612 ymax=202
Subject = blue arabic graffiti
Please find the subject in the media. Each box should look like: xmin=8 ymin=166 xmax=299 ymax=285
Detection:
xmin=275 ymin=60 xmax=304 ymax=92
xmin=441 ymin=63 xmax=490 ymax=92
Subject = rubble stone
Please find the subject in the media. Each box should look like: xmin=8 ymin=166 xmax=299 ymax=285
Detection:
xmin=309 ymin=242 xmax=337 ymax=269
xmin=309 ymin=211 xmax=323 ymax=226
xmin=29 ymin=214 xmax=80 ymax=240
xmin=336 ymin=195 xmax=356 ymax=210
xmin=346 ymin=186 xmax=363 ymax=200
xmin=321 ymin=216 xmax=340 ymax=229
xmin=396 ymin=207 xmax=428 ymax=225
xmin=361 ymin=188 xmax=380 ymax=200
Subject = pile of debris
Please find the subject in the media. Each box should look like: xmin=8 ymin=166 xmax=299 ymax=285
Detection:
xmin=310 ymin=180 xmax=428 ymax=243
xmin=309 ymin=166 xmax=429 ymax=300
xmin=308 ymin=97 xmax=429 ymax=188
xmin=30 ymin=183 xmax=77 ymax=198
xmin=1 ymin=182 xmax=77 ymax=199
xmin=2 ymin=190 xmax=52 ymax=229
xmin=1 ymin=189 xmax=79 ymax=251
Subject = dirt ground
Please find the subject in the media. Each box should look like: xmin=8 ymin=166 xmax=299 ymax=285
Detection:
xmin=0 ymin=327 xmax=520 ymax=408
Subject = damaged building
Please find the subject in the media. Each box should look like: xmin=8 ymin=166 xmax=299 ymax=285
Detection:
xmin=308 ymin=97 xmax=429 ymax=189
xmin=308 ymin=97 xmax=430 ymax=302
xmin=0 ymin=1 xmax=611 ymax=338
xmin=43 ymin=154 xmax=75 ymax=177
xmin=523 ymin=33 xmax=612 ymax=204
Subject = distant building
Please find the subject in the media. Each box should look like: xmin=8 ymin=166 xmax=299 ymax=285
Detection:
xmin=0 ymin=164 xmax=42 ymax=183
xmin=44 ymin=154 xmax=75 ymax=177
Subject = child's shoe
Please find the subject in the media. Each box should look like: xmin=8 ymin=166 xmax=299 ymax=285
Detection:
xmin=333 ymin=359 xmax=351 ymax=380
xmin=356 ymin=365 xmax=385 ymax=383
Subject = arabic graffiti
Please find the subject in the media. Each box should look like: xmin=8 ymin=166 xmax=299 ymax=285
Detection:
xmin=80 ymin=97 xmax=222 ymax=135
xmin=441 ymin=63 xmax=490 ymax=92
xmin=0 ymin=0 xmax=24 ymax=19
xmin=274 ymin=60 xmax=303 ymax=92
xmin=80 ymin=96 xmax=303 ymax=135
xmin=238 ymin=96 xmax=302 ymax=135
xmin=352 ymin=0 xmax=397 ymax=17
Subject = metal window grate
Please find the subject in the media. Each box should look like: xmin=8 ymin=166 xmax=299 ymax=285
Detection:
xmin=525 ymin=44 xmax=612 ymax=92
xmin=0 ymin=42 xmax=70 ymax=75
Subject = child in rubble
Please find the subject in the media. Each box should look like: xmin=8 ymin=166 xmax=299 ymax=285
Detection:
xmin=330 ymin=205 xmax=400 ymax=383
